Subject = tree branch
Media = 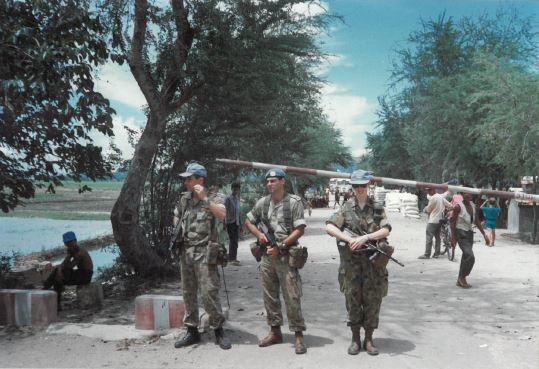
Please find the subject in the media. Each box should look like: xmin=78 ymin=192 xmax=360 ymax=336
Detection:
xmin=129 ymin=0 xmax=161 ymax=111
xmin=163 ymin=0 xmax=195 ymax=104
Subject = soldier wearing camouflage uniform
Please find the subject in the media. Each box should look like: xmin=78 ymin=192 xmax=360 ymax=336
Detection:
xmin=244 ymin=168 xmax=308 ymax=355
xmin=173 ymin=163 xmax=231 ymax=350
xmin=326 ymin=170 xmax=392 ymax=356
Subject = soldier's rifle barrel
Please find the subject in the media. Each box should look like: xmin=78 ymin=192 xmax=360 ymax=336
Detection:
xmin=216 ymin=158 xmax=539 ymax=202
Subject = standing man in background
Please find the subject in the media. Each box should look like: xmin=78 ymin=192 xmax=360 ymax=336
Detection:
xmin=225 ymin=182 xmax=242 ymax=265
xmin=418 ymin=188 xmax=452 ymax=259
xmin=451 ymin=187 xmax=489 ymax=289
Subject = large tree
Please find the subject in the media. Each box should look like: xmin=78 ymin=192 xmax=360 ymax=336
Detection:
xmin=0 ymin=0 xmax=115 ymax=212
xmin=103 ymin=0 xmax=335 ymax=275
xmin=368 ymin=9 xmax=537 ymax=185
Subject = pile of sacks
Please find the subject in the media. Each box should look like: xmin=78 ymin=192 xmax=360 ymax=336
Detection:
xmin=374 ymin=186 xmax=390 ymax=205
xmin=385 ymin=192 xmax=401 ymax=212
xmin=400 ymin=193 xmax=420 ymax=218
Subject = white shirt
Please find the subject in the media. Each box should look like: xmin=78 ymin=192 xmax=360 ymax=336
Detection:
xmin=425 ymin=193 xmax=451 ymax=224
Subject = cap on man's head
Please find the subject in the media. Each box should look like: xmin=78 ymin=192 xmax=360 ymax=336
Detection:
xmin=265 ymin=168 xmax=286 ymax=179
xmin=350 ymin=169 xmax=374 ymax=185
xmin=180 ymin=163 xmax=207 ymax=178
xmin=63 ymin=231 xmax=77 ymax=244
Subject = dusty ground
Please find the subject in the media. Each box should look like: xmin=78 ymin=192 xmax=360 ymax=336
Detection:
xmin=1 ymin=206 xmax=538 ymax=369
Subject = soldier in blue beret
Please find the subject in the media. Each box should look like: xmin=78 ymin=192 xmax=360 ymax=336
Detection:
xmin=244 ymin=168 xmax=309 ymax=354
xmin=173 ymin=162 xmax=232 ymax=350
xmin=326 ymin=169 xmax=393 ymax=356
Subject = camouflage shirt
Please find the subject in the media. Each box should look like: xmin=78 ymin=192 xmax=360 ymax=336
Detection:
xmin=247 ymin=194 xmax=306 ymax=242
xmin=326 ymin=197 xmax=391 ymax=235
xmin=174 ymin=190 xmax=226 ymax=263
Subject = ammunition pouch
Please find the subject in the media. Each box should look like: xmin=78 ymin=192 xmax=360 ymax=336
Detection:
xmin=371 ymin=242 xmax=394 ymax=269
xmin=207 ymin=241 xmax=228 ymax=266
xmin=250 ymin=242 xmax=265 ymax=262
xmin=288 ymin=245 xmax=308 ymax=269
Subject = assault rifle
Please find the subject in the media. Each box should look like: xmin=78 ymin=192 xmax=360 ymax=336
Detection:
xmin=340 ymin=227 xmax=404 ymax=267
xmin=168 ymin=221 xmax=183 ymax=258
xmin=251 ymin=220 xmax=286 ymax=261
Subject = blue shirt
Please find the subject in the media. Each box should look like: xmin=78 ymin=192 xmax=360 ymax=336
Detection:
xmin=482 ymin=207 xmax=501 ymax=228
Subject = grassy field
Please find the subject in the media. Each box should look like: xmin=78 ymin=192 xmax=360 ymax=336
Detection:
xmin=0 ymin=181 xmax=122 ymax=221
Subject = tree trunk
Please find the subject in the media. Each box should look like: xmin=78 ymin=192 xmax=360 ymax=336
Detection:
xmin=533 ymin=175 xmax=538 ymax=244
xmin=110 ymin=114 xmax=172 ymax=276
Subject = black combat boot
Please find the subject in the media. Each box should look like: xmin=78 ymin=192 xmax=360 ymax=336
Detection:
xmin=174 ymin=327 xmax=201 ymax=348
xmin=347 ymin=327 xmax=361 ymax=355
xmin=215 ymin=327 xmax=231 ymax=350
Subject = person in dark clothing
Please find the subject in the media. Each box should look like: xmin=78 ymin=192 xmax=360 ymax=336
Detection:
xmin=225 ymin=182 xmax=242 ymax=265
xmin=43 ymin=231 xmax=93 ymax=310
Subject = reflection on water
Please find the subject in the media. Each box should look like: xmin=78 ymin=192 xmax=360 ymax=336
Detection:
xmin=0 ymin=218 xmax=111 ymax=253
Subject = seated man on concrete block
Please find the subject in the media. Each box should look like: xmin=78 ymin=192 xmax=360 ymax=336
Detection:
xmin=43 ymin=231 xmax=94 ymax=310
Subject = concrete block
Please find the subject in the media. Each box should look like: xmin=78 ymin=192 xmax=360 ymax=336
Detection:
xmin=0 ymin=289 xmax=57 ymax=327
xmin=76 ymin=283 xmax=104 ymax=309
xmin=6 ymin=261 xmax=53 ymax=288
xmin=135 ymin=295 xmax=185 ymax=331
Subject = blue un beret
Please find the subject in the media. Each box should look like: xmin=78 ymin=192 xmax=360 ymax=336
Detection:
xmin=350 ymin=170 xmax=374 ymax=185
xmin=265 ymin=168 xmax=286 ymax=179
xmin=180 ymin=163 xmax=207 ymax=178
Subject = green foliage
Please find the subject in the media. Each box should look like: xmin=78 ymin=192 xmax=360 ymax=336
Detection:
xmin=368 ymin=9 xmax=538 ymax=187
xmin=0 ymin=0 xmax=115 ymax=212
xmin=126 ymin=1 xmax=349 ymax=255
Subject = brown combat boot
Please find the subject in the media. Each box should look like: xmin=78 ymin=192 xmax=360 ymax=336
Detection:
xmin=363 ymin=328 xmax=379 ymax=356
xmin=347 ymin=327 xmax=361 ymax=355
xmin=258 ymin=326 xmax=283 ymax=347
xmin=294 ymin=331 xmax=307 ymax=354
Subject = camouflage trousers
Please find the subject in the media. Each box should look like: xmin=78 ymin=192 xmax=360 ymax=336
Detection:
xmin=260 ymin=254 xmax=306 ymax=332
xmin=180 ymin=253 xmax=225 ymax=329
xmin=339 ymin=255 xmax=388 ymax=330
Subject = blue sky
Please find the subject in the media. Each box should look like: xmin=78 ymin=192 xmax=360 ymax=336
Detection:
xmin=93 ymin=0 xmax=538 ymax=158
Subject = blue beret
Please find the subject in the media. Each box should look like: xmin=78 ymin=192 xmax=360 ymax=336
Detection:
xmin=180 ymin=163 xmax=207 ymax=178
xmin=62 ymin=231 xmax=77 ymax=244
xmin=265 ymin=168 xmax=286 ymax=179
xmin=350 ymin=170 xmax=374 ymax=185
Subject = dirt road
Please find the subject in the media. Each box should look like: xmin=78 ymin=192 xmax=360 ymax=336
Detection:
xmin=1 ymin=207 xmax=538 ymax=369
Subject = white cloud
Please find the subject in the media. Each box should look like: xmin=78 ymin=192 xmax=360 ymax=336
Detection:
xmin=91 ymin=116 xmax=142 ymax=160
xmin=314 ymin=54 xmax=351 ymax=76
xmin=320 ymin=84 xmax=376 ymax=157
xmin=291 ymin=1 xmax=328 ymax=17
xmin=95 ymin=63 xmax=147 ymax=110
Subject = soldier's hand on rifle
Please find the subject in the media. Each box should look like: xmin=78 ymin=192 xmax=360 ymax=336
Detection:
xmin=257 ymin=233 xmax=269 ymax=245
xmin=349 ymin=235 xmax=369 ymax=250
xmin=266 ymin=246 xmax=279 ymax=257
xmin=193 ymin=184 xmax=207 ymax=201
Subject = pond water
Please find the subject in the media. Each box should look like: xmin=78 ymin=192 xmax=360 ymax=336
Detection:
xmin=0 ymin=218 xmax=112 ymax=253
xmin=1 ymin=218 xmax=116 ymax=279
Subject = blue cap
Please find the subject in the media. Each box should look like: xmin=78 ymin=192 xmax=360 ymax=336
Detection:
xmin=265 ymin=168 xmax=286 ymax=179
xmin=180 ymin=163 xmax=207 ymax=178
xmin=350 ymin=170 xmax=373 ymax=185
xmin=63 ymin=231 xmax=77 ymax=244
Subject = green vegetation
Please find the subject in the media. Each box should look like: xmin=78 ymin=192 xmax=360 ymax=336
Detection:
xmin=365 ymin=10 xmax=538 ymax=188
xmin=1 ymin=0 xmax=115 ymax=212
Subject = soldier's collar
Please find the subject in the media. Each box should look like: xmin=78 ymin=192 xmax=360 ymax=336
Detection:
xmin=353 ymin=197 xmax=373 ymax=209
